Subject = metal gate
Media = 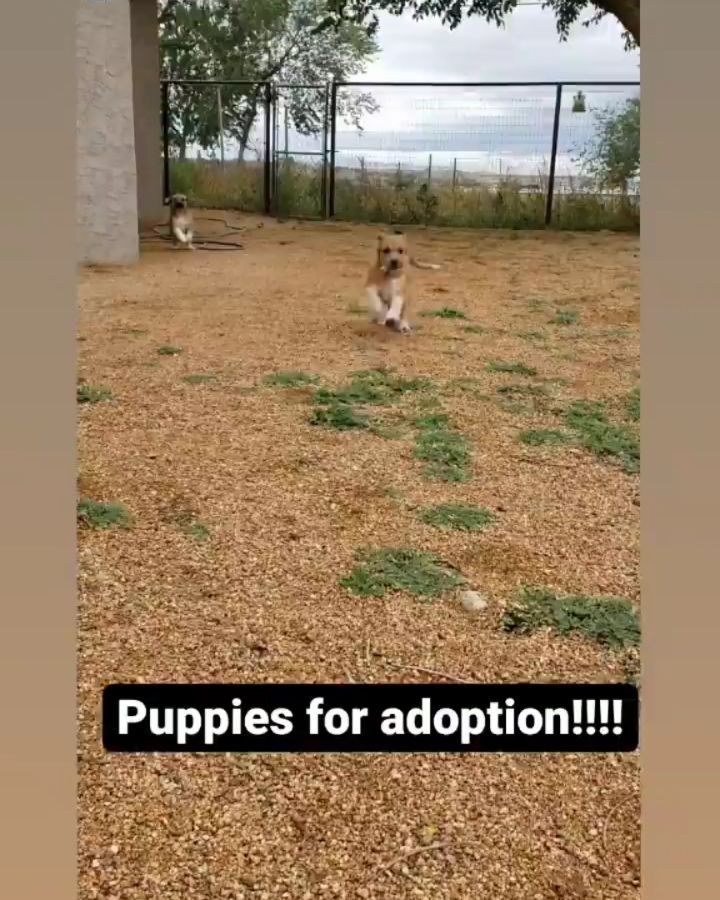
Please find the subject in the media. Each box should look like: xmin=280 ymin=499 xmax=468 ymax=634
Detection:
xmin=269 ymin=83 xmax=330 ymax=220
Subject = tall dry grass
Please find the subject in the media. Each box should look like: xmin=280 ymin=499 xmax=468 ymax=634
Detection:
xmin=169 ymin=158 xmax=640 ymax=231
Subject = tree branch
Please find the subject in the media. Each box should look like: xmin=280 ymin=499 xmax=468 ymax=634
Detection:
xmin=599 ymin=0 xmax=639 ymax=44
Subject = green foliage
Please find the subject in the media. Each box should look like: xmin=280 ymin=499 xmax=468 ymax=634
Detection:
xmin=186 ymin=522 xmax=211 ymax=541
xmin=626 ymin=386 xmax=640 ymax=422
xmin=422 ymin=307 xmax=467 ymax=320
xmin=578 ymin=97 xmax=640 ymax=192
xmin=518 ymin=428 xmax=571 ymax=447
xmin=77 ymin=384 xmax=112 ymax=404
xmin=563 ymin=400 xmax=640 ymax=473
xmin=516 ymin=329 xmax=546 ymax=342
xmin=324 ymin=2 xmax=639 ymax=50
xmin=309 ymin=402 xmax=369 ymax=430
xmin=77 ymin=499 xmax=133 ymax=530
xmin=502 ymin=587 xmax=640 ymax=649
xmin=549 ymin=309 xmax=580 ymax=325
xmin=413 ymin=413 xmax=470 ymax=482
xmin=159 ymin=0 xmax=379 ymax=160
xmin=306 ymin=369 xmax=429 ymax=431
xmin=263 ymin=370 xmax=319 ymax=387
xmin=486 ymin=360 xmax=538 ymax=377
xmin=315 ymin=369 xmax=429 ymax=406
xmin=341 ymin=547 xmax=465 ymax=597
xmin=172 ymin=158 xmax=639 ymax=231
xmin=496 ymin=384 xmax=548 ymax=398
xmin=419 ymin=504 xmax=495 ymax=532
xmin=182 ymin=373 xmax=217 ymax=384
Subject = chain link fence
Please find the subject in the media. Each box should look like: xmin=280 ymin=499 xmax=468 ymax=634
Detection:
xmin=161 ymin=79 xmax=640 ymax=230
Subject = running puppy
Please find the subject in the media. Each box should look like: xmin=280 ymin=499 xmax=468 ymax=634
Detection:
xmin=365 ymin=230 xmax=441 ymax=333
xmin=169 ymin=193 xmax=195 ymax=250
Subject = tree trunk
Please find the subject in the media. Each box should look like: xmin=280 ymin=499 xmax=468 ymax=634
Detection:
xmin=601 ymin=0 xmax=640 ymax=44
xmin=236 ymin=104 xmax=258 ymax=162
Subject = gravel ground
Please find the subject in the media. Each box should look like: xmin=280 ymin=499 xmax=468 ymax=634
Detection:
xmin=78 ymin=214 xmax=640 ymax=900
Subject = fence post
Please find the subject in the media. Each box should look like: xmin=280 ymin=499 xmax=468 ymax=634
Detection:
xmin=161 ymin=82 xmax=170 ymax=204
xmin=320 ymin=83 xmax=330 ymax=218
xmin=427 ymin=153 xmax=433 ymax=187
xmin=545 ymin=84 xmax=563 ymax=226
xmin=452 ymin=158 xmax=457 ymax=190
xmin=328 ymin=79 xmax=338 ymax=218
xmin=271 ymin=86 xmax=279 ymax=207
xmin=216 ymin=86 xmax=225 ymax=167
xmin=263 ymin=82 xmax=272 ymax=215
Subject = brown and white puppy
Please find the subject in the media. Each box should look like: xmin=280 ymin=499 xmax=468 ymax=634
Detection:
xmin=365 ymin=230 xmax=441 ymax=333
xmin=169 ymin=193 xmax=195 ymax=250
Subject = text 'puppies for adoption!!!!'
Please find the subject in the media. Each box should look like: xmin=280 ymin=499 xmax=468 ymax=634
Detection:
xmin=365 ymin=230 xmax=441 ymax=333
xmin=169 ymin=193 xmax=195 ymax=250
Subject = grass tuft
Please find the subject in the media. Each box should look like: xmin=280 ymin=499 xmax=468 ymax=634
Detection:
xmin=487 ymin=360 xmax=538 ymax=377
xmin=186 ymin=522 xmax=211 ymax=541
xmin=422 ymin=307 xmax=467 ymax=320
xmin=309 ymin=403 xmax=369 ymax=431
xmin=549 ymin=309 xmax=580 ymax=325
xmin=419 ymin=504 xmax=496 ymax=532
xmin=626 ymin=386 xmax=640 ymax=422
xmin=516 ymin=329 xmax=546 ymax=343
xmin=340 ymin=547 xmax=465 ymax=598
xmin=314 ymin=369 xmax=429 ymax=408
xmin=563 ymin=400 xmax=639 ymax=474
xmin=182 ymin=374 xmax=217 ymax=385
xmin=77 ymin=499 xmax=132 ymax=530
xmin=518 ymin=428 xmax=572 ymax=447
xmin=497 ymin=383 xmax=548 ymax=398
xmin=502 ymin=587 xmax=640 ymax=649
xmin=157 ymin=345 xmax=182 ymax=356
xmin=413 ymin=413 xmax=470 ymax=482
xmin=77 ymin=384 xmax=112 ymax=404
xmin=263 ymin=371 xmax=319 ymax=388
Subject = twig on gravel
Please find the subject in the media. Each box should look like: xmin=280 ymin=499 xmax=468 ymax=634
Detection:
xmin=380 ymin=837 xmax=488 ymax=873
xmin=380 ymin=841 xmax=452 ymax=872
xmin=513 ymin=455 xmax=581 ymax=469
xmin=602 ymin=793 xmax=637 ymax=851
xmin=385 ymin=660 xmax=474 ymax=684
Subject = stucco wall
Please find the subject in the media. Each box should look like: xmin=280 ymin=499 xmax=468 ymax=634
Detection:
xmin=130 ymin=0 xmax=164 ymax=228
xmin=76 ymin=0 xmax=139 ymax=265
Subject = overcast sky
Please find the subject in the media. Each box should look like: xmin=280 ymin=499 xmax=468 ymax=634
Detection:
xmin=319 ymin=4 xmax=640 ymax=171
xmin=363 ymin=5 xmax=640 ymax=83
xmin=263 ymin=5 xmax=640 ymax=174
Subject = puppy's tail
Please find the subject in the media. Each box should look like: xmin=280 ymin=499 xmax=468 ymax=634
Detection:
xmin=410 ymin=257 xmax=441 ymax=271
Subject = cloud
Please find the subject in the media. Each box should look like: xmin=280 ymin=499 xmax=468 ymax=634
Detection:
xmin=326 ymin=5 xmax=640 ymax=171
xmin=362 ymin=7 xmax=639 ymax=84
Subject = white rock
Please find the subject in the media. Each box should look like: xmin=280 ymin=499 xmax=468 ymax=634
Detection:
xmin=459 ymin=590 xmax=488 ymax=613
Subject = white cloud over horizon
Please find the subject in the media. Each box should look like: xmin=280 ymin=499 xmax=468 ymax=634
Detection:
xmin=322 ymin=6 xmax=640 ymax=175
xmin=362 ymin=6 xmax=639 ymax=85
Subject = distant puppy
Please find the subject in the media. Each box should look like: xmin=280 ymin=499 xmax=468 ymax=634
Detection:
xmin=365 ymin=230 xmax=441 ymax=333
xmin=169 ymin=193 xmax=195 ymax=250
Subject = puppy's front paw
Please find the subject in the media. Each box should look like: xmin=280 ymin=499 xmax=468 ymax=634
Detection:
xmin=398 ymin=321 xmax=412 ymax=334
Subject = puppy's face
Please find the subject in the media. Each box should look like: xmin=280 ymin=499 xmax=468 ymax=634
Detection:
xmin=171 ymin=193 xmax=188 ymax=212
xmin=377 ymin=231 xmax=408 ymax=275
